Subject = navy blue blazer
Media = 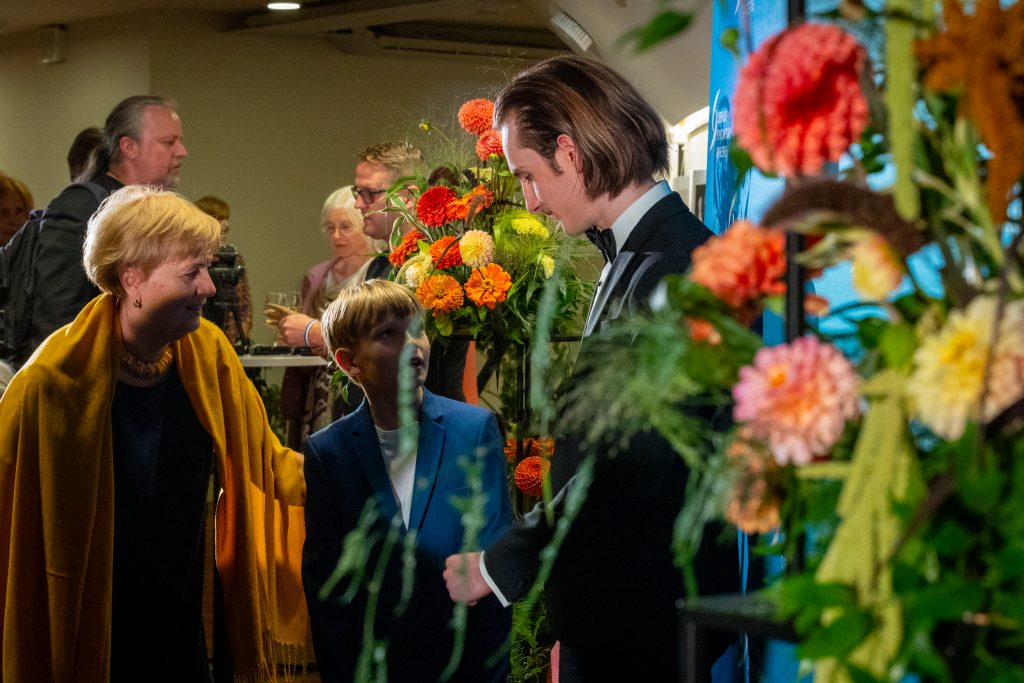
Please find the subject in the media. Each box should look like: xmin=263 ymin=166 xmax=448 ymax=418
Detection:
xmin=302 ymin=390 xmax=512 ymax=683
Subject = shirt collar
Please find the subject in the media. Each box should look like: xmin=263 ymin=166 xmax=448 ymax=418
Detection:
xmin=606 ymin=180 xmax=671 ymax=252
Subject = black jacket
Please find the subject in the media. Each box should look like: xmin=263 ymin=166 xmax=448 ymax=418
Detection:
xmin=29 ymin=173 xmax=122 ymax=350
xmin=483 ymin=191 xmax=739 ymax=680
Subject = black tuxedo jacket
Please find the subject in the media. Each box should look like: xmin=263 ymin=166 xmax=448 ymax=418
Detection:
xmin=483 ymin=191 xmax=739 ymax=680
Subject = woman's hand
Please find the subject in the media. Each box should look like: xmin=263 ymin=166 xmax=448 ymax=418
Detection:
xmin=276 ymin=313 xmax=313 ymax=347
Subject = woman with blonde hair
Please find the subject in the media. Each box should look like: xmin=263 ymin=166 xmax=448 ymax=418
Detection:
xmin=268 ymin=186 xmax=379 ymax=447
xmin=0 ymin=185 xmax=307 ymax=682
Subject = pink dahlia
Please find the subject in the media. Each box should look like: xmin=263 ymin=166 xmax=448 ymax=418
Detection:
xmin=733 ymin=23 xmax=869 ymax=176
xmin=733 ymin=336 xmax=859 ymax=466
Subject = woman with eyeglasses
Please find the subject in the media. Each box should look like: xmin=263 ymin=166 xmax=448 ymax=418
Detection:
xmin=267 ymin=186 xmax=380 ymax=447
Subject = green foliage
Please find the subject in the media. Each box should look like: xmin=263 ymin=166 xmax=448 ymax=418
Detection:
xmin=508 ymin=600 xmax=553 ymax=683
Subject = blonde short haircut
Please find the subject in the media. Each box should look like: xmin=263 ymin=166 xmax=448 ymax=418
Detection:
xmin=84 ymin=185 xmax=220 ymax=296
xmin=321 ymin=279 xmax=422 ymax=359
xmin=356 ymin=141 xmax=424 ymax=181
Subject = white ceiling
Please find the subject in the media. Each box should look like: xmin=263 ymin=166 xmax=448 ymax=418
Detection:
xmin=0 ymin=0 xmax=714 ymax=124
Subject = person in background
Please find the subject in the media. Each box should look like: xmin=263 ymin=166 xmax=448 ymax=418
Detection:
xmin=0 ymin=186 xmax=306 ymax=682
xmin=67 ymin=126 xmax=104 ymax=183
xmin=29 ymin=95 xmax=188 ymax=354
xmin=0 ymin=172 xmax=33 ymax=246
xmin=443 ymin=55 xmax=739 ymax=682
xmin=267 ymin=186 xmax=377 ymax=448
xmin=302 ymin=278 xmax=510 ymax=683
xmin=195 ymin=195 xmax=253 ymax=345
xmin=357 ymin=141 xmax=472 ymax=402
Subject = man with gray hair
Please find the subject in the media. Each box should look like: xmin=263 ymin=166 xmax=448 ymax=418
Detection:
xmin=29 ymin=95 xmax=187 ymax=351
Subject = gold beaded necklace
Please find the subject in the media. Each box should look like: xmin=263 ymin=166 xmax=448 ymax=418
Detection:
xmin=120 ymin=346 xmax=174 ymax=380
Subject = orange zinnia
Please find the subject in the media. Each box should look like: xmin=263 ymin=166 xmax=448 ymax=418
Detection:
xmin=416 ymin=274 xmax=464 ymax=315
xmin=428 ymin=235 xmax=463 ymax=269
xmin=464 ymin=263 xmax=512 ymax=309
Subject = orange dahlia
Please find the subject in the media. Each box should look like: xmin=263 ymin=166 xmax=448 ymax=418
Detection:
xmin=734 ymin=23 xmax=868 ymax=176
xmin=465 ymin=263 xmax=512 ymax=309
xmin=416 ymin=274 xmax=464 ymax=315
xmin=458 ymin=98 xmax=495 ymax=135
xmin=476 ymin=129 xmax=504 ymax=161
xmin=417 ymin=186 xmax=458 ymax=228
xmin=690 ymin=221 xmax=786 ymax=317
xmin=428 ymin=235 xmax=464 ymax=269
xmin=514 ymin=456 xmax=550 ymax=497
xmin=388 ymin=229 xmax=426 ymax=267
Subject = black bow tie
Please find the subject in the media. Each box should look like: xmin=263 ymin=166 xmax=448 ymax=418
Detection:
xmin=585 ymin=227 xmax=617 ymax=264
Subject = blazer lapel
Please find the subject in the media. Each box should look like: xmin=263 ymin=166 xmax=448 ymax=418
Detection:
xmin=407 ymin=392 xmax=445 ymax=532
xmin=584 ymin=252 xmax=637 ymax=337
xmin=350 ymin=407 xmax=402 ymax=524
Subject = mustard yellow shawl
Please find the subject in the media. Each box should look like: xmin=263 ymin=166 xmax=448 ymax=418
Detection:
xmin=0 ymin=295 xmax=308 ymax=682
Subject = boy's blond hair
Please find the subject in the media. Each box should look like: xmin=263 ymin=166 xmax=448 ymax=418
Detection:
xmin=321 ymin=279 xmax=422 ymax=359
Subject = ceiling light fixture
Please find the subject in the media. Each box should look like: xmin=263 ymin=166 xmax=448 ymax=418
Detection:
xmin=267 ymin=2 xmax=301 ymax=10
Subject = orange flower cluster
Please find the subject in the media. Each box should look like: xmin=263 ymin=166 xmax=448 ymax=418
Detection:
xmin=690 ymin=221 xmax=786 ymax=318
xmin=416 ymin=273 xmax=464 ymax=316
xmin=457 ymin=98 xmax=505 ymax=162
xmin=916 ymin=0 xmax=1024 ymax=220
xmin=429 ymin=235 xmax=464 ymax=269
xmin=503 ymin=436 xmax=555 ymax=463
xmin=475 ymin=129 xmax=504 ymax=161
xmin=449 ymin=185 xmax=494 ymax=221
xmin=724 ymin=437 xmax=783 ymax=534
xmin=514 ymin=456 xmax=550 ymax=497
xmin=734 ymin=23 xmax=868 ymax=176
xmin=458 ymin=98 xmax=494 ymax=135
xmin=465 ymin=263 xmax=512 ymax=309
xmin=417 ymin=186 xmax=458 ymax=228
xmin=388 ymin=229 xmax=426 ymax=267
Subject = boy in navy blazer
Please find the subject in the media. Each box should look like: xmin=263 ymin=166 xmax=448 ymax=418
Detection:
xmin=302 ymin=279 xmax=511 ymax=682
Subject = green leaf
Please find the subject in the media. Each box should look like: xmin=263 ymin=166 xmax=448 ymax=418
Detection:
xmin=720 ymin=28 xmax=740 ymax=57
xmin=879 ymin=322 xmax=917 ymax=368
xmin=624 ymin=11 xmax=694 ymax=52
xmin=855 ymin=316 xmax=888 ymax=350
xmin=903 ymin=580 xmax=985 ymax=626
xmin=929 ymin=518 xmax=974 ymax=557
xmin=994 ymin=541 xmax=1024 ymax=581
xmin=434 ymin=313 xmax=453 ymax=337
xmin=796 ymin=609 xmax=872 ymax=659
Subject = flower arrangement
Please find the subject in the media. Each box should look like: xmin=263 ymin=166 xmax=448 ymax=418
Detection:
xmin=560 ymin=3 xmax=1024 ymax=681
xmin=382 ymin=99 xmax=591 ymax=352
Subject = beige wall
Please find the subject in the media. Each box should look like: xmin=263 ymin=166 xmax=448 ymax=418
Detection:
xmin=0 ymin=11 xmax=522 ymax=343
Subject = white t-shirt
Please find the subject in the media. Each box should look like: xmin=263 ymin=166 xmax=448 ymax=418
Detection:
xmin=375 ymin=425 xmax=418 ymax=528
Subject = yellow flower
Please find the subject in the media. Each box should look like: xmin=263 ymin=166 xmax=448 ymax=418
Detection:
xmin=539 ymin=254 xmax=555 ymax=279
xmin=459 ymin=229 xmax=495 ymax=268
xmin=908 ymin=296 xmax=1024 ymax=440
xmin=398 ymin=253 xmax=432 ymax=288
xmin=511 ymin=216 xmax=549 ymax=238
xmin=850 ymin=232 xmax=904 ymax=299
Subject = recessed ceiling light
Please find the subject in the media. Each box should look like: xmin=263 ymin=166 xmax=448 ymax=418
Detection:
xmin=267 ymin=2 xmax=301 ymax=9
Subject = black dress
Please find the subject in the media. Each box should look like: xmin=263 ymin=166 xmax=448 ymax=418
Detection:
xmin=110 ymin=366 xmax=213 ymax=682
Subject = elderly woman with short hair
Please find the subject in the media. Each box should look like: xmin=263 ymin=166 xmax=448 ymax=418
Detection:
xmin=0 ymin=186 xmax=306 ymax=682
xmin=269 ymin=186 xmax=379 ymax=447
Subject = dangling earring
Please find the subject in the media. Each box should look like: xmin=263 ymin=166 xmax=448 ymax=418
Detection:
xmin=133 ymin=289 xmax=142 ymax=308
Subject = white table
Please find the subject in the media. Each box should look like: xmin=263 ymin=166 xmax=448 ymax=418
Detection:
xmin=238 ymin=353 xmax=328 ymax=368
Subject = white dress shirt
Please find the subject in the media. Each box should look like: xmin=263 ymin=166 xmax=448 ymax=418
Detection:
xmin=376 ymin=425 xmax=418 ymax=528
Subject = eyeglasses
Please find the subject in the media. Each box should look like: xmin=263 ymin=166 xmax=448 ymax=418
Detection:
xmin=351 ymin=186 xmax=388 ymax=203
xmin=322 ymin=221 xmax=357 ymax=235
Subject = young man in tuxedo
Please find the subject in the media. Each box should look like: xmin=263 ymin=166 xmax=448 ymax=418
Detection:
xmin=443 ymin=55 xmax=740 ymax=682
